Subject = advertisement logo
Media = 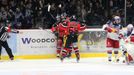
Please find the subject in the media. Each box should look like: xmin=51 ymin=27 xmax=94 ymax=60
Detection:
xmin=21 ymin=38 xmax=56 ymax=44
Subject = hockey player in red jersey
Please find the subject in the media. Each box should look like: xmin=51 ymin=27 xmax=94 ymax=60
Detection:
xmin=51 ymin=15 xmax=75 ymax=58
xmin=102 ymin=16 xmax=122 ymax=62
xmin=60 ymin=19 xmax=86 ymax=62
xmin=51 ymin=21 xmax=68 ymax=58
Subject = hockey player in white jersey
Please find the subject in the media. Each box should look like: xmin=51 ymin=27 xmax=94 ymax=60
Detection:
xmin=103 ymin=16 xmax=122 ymax=62
xmin=122 ymin=24 xmax=134 ymax=63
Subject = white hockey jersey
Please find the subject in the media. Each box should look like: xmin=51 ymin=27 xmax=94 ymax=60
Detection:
xmin=103 ymin=21 xmax=122 ymax=40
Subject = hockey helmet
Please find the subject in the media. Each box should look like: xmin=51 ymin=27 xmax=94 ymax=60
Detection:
xmin=127 ymin=24 xmax=133 ymax=31
xmin=113 ymin=16 xmax=121 ymax=24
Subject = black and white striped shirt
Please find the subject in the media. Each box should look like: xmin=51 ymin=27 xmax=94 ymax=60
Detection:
xmin=0 ymin=26 xmax=9 ymax=41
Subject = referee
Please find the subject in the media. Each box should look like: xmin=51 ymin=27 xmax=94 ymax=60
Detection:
xmin=0 ymin=20 xmax=18 ymax=60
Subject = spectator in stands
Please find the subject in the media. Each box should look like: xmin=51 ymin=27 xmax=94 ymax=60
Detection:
xmin=14 ymin=8 xmax=24 ymax=29
xmin=23 ymin=3 xmax=33 ymax=29
xmin=0 ymin=0 xmax=133 ymax=29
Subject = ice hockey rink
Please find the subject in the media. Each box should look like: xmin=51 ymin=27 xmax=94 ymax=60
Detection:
xmin=0 ymin=57 xmax=134 ymax=75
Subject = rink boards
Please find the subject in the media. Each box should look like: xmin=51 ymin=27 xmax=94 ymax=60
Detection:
xmin=1 ymin=29 xmax=107 ymax=60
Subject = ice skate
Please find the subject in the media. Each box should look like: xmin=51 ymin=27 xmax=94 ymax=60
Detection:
xmin=60 ymin=55 xmax=65 ymax=62
xmin=10 ymin=57 xmax=14 ymax=60
xmin=76 ymin=54 xmax=80 ymax=63
xmin=60 ymin=57 xmax=64 ymax=62
xmin=66 ymin=52 xmax=72 ymax=58
xmin=108 ymin=57 xmax=112 ymax=62
xmin=116 ymin=59 xmax=119 ymax=62
xmin=57 ymin=54 xmax=60 ymax=58
xmin=108 ymin=59 xmax=112 ymax=62
xmin=76 ymin=56 xmax=80 ymax=63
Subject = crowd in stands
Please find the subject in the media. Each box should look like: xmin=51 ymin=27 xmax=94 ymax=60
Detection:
xmin=0 ymin=0 xmax=133 ymax=29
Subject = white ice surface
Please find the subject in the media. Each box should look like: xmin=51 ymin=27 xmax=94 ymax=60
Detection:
xmin=0 ymin=58 xmax=134 ymax=75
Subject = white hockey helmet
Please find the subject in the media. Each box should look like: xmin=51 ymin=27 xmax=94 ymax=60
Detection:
xmin=113 ymin=16 xmax=121 ymax=24
xmin=127 ymin=24 xmax=133 ymax=31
